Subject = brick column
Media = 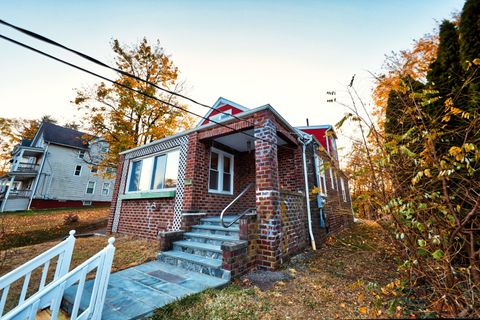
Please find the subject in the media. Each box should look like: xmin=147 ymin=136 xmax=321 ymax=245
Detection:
xmin=254 ymin=112 xmax=282 ymax=270
xmin=107 ymin=154 xmax=125 ymax=234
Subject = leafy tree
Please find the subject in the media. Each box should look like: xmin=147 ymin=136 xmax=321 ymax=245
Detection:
xmin=74 ymin=38 xmax=193 ymax=171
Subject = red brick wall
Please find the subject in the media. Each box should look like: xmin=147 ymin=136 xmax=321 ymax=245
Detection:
xmin=280 ymin=191 xmax=308 ymax=257
xmin=116 ymin=197 xmax=176 ymax=240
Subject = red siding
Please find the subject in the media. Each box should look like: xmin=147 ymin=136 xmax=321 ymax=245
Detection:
xmin=200 ymin=104 xmax=245 ymax=125
xmin=31 ymin=199 xmax=110 ymax=209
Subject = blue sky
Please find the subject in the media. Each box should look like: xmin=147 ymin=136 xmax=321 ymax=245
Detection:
xmin=0 ymin=0 xmax=465 ymax=152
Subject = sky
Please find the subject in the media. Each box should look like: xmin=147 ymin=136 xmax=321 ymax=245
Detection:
xmin=0 ymin=0 xmax=465 ymax=157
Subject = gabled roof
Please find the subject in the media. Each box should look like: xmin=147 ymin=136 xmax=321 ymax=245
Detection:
xmin=196 ymin=97 xmax=249 ymax=128
xmin=31 ymin=122 xmax=91 ymax=149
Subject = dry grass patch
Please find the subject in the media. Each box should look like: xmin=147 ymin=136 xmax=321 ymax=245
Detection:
xmin=1 ymin=207 xmax=109 ymax=249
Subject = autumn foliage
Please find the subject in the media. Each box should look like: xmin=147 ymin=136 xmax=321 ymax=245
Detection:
xmin=74 ymin=38 xmax=194 ymax=171
xmin=344 ymin=0 xmax=479 ymax=317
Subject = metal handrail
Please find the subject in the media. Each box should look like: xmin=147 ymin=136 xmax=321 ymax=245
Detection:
xmin=220 ymin=183 xmax=255 ymax=228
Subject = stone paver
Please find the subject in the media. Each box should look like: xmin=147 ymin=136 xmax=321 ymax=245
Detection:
xmin=62 ymin=260 xmax=229 ymax=319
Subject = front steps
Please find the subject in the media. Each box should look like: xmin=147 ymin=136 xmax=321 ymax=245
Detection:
xmin=157 ymin=215 xmax=240 ymax=280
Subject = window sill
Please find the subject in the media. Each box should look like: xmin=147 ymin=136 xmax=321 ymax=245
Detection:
xmin=120 ymin=190 xmax=176 ymax=200
xmin=208 ymin=190 xmax=233 ymax=196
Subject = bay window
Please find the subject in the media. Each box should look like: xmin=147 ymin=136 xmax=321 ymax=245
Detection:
xmin=127 ymin=149 xmax=180 ymax=193
xmin=208 ymin=148 xmax=234 ymax=194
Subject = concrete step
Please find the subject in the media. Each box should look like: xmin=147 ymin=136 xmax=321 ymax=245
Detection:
xmin=200 ymin=215 xmax=240 ymax=227
xmin=157 ymin=251 xmax=230 ymax=280
xmin=184 ymin=232 xmax=239 ymax=246
xmin=172 ymin=240 xmax=223 ymax=260
xmin=191 ymin=224 xmax=240 ymax=237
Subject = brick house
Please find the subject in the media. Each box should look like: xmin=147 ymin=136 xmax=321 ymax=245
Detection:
xmin=107 ymin=97 xmax=353 ymax=278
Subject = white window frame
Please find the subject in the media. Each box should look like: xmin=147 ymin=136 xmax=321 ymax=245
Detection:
xmin=82 ymin=200 xmax=92 ymax=206
xmin=74 ymin=165 xmax=82 ymax=176
xmin=314 ymin=153 xmax=327 ymax=197
xmin=78 ymin=150 xmax=86 ymax=159
xmin=340 ymin=178 xmax=347 ymax=202
xmin=85 ymin=181 xmax=96 ymax=194
xmin=102 ymin=182 xmax=110 ymax=196
xmin=125 ymin=148 xmax=180 ymax=194
xmin=91 ymin=165 xmax=98 ymax=173
xmin=329 ymin=168 xmax=335 ymax=190
xmin=208 ymin=147 xmax=234 ymax=195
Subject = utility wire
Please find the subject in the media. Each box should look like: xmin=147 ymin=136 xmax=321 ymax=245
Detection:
xmin=0 ymin=34 xmax=298 ymax=151
xmin=0 ymin=19 xmax=262 ymax=129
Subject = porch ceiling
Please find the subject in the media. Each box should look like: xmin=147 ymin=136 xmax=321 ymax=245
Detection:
xmin=213 ymin=129 xmax=288 ymax=152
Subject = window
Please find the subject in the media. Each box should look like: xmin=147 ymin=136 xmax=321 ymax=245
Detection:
xmin=329 ymin=168 xmax=335 ymax=189
xmin=101 ymin=146 xmax=109 ymax=153
xmin=91 ymin=165 xmax=98 ymax=173
xmin=78 ymin=150 xmax=85 ymax=159
xmin=86 ymin=181 xmax=95 ymax=194
xmin=106 ymin=167 xmax=115 ymax=174
xmin=340 ymin=178 xmax=347 ymax=202
xmin=127 ymin=149 xmax=180 ymax=193
xmin=208 ymin=148 xmax=234 ymax=194
xmin=209 ymin=109 xmax=232 ymax=122
xmin=82 ymin=200 xmax=92 ymax=206
xmin=102 ymin=182 xmax=110 ymax=196
xmin=314 ymin=154 xmax=327 ymax=196
xmin=74 ymin=165 xmax=82 ymax=176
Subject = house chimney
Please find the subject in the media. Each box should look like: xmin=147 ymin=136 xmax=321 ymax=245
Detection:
xmin=306 ymin=118 xmax=309 ymax=126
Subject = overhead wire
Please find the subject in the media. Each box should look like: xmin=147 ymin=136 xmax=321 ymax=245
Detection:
xmin=0 ymin=33 xmax=299 ymax=151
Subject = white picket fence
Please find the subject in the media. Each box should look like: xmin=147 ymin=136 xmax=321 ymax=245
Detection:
xmin=0 ymin=230 xmax=115 ymax=320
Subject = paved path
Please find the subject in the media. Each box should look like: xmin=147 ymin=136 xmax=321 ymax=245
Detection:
xmin=62 ymin=261 xmax=229 ymax=320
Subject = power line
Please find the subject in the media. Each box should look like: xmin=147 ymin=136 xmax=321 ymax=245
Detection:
xmin=0 ymin=19 xmax=262 ymax=129
xmin=0 ymin=33 xmax=298 ymax=151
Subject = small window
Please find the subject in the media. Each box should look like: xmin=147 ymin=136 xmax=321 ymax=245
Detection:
xmin=106 ymin=167 xmax=115 ymax=174
xmin=102 ymin=182 xmax=110 ymax=196
xmin=74 ymin=165 xmax=82 ymax=176
xmin=78 ymin=150 xmax=85 ymax=159
xmin=329 ymin=168 xmax=335 ymax=190
xmin=101 ymin=146 xmax=109 ymax=153
xmin=340 ymin=178 xmax=347 ymax=202
xmin=91 ymin=165 xmax=98 ymax=173
xmin=315 ymin=154 xmax=327 ymax=196
xmin=82 ymin=200 xmax=92 ymax=206
xmin=208 ymin=148 xmax=233 ymax=194
xmin=86 ymin=181 xmax=95 ymax=194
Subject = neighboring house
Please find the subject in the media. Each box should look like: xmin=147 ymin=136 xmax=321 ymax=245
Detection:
xmin=0 ymin=122 xmax=116 ymax=212
xmin=107 ymin=97 xmax=353 ymax=277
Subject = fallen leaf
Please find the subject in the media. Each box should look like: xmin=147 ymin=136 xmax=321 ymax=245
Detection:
xmin=359 ymin=306 xmax=367 ymax=314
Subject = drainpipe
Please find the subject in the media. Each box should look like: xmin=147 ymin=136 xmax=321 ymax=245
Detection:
xmin=298 ymin=133 xmax=316 ymax=251
xmin=28 ymin=143 xmax=49 ymax=210
xmin=325 ymin=127 xmax=331 ymax=156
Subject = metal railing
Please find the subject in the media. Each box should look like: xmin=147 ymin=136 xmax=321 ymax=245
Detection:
xmin=0 ymin=231 xmax=76 ymax=317
xmin=0 ymin=233 xmax=115 ymax=320
xmin=220 ymin=183 xmax=256 ymax=228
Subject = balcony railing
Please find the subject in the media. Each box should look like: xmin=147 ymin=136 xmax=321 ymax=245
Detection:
xmin=7 ymin=190 xmax=32 ymax=198
xmin=12 ymin=163 xmax=40 ymax=173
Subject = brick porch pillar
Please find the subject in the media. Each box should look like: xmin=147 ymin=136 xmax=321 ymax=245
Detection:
xmin=254 ymin=113 xmax=282 ymax=270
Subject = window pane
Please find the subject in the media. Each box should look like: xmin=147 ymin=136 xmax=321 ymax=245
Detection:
xmin=209 ymin=170 xmax=218 ymax=190
xmin=210 ymin=152 xmax=219 ymax=170
xmin=139 ymin=158 xmax=153 ymax=191
xmin=223 ymin=173 xmax=231 ymax=192
xmin=128 ymin=160 xmax=142 ymax=191
xmin=223 ymin=156 xmax=231 ymax=173
xmin=151 ymin=155 xmax=167 ymax=190
xmin=164 ymin=150 xmax=179 ymax=188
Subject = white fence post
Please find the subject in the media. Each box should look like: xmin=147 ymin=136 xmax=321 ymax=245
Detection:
xmin=92 ymin=237 xmax=115 ymax=319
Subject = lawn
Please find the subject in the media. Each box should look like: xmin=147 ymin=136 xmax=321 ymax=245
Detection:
xmin=0 ymin=234 xmax=158 ymax=314
xmin=0 ymin=207 xmax=109 ymax=250
xmin=151 ymin=220 xmax=402 ymax=320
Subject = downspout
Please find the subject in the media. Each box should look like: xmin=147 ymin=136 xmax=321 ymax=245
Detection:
xmin=325 ymin=127 xmax=331 ymax=156
xmin=28 ymin=143 xmax=49 ymax=210
xmin=298 ymin=133 xmax=316 ymax=251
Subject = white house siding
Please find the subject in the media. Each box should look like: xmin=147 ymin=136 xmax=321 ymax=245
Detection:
xmin=34 ymin=144 xmax=115 ymax=202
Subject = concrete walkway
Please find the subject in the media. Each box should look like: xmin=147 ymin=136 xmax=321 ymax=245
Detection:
xmin=62 ymin=261 xmax=229 ymax=320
